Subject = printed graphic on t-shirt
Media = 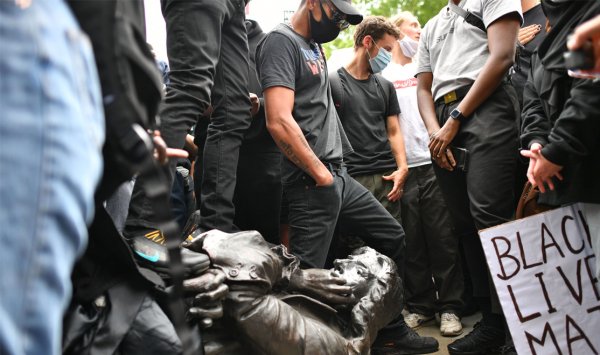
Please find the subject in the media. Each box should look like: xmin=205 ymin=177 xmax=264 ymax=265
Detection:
xmin=300 ymin=47 xmax=325 ymax=75
xmin=393 ymin=77 xmax=418 ymax=89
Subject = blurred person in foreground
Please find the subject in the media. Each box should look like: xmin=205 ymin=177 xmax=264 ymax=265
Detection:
xmin=0 ymin=0 xmax=104 ymax=353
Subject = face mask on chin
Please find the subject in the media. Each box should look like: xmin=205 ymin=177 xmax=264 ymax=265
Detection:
xmin=398 ymin=35 xmax=418 ymax=58
xmin=309 ymin=1 xmax=341 ymax=44
xmin=367 ymin=41 xmax=392 ymax=74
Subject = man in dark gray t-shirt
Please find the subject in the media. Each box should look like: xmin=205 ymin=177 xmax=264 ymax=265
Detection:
xmin=257 ymin=1 xmax=438 ymax=353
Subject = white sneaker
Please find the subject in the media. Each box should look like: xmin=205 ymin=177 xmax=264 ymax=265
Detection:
xmin=440 ymin=312 xmax=463 ymax=337
xmin=404 ymin=312 xmax=434 ymax=329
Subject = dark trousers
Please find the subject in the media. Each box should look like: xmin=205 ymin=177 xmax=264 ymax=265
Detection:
xmin=125 ymin=0 xmax=250 ymax=233
xmin=233 ymin=148 xmax=283 ymax=245
xmin=433 ymin=84 xmax=519 ymax=318
xmin=401 ymin=164 xmax=464 ymax=315
xmin=285 ymin=166 xmax=405 ymax=269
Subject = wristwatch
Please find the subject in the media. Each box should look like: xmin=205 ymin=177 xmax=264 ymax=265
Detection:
xmin=449 ymin=108 xmax=466 ymax=122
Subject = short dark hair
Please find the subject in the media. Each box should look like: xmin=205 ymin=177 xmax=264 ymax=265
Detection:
xmin=353 ymin=16 xmax=400 ymax=48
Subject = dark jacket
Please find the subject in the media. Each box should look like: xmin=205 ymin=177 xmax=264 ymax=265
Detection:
xmin=521 ymin=4 xmax=600 ymax=206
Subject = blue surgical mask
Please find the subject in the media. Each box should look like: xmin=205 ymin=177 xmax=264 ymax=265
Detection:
xmin=367 ymin=43 xmax=391 ymax=73
xmin=398 ymin=36 xmax=419 ymax=58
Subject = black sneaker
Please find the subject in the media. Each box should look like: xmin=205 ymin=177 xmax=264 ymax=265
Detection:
xmin=372 ymin=324 xmax=439 ymax=355
xmin=447 ymin=322 xmax=505 ymax=355
xmin=500 ymin=337 xmax=517 ymax=355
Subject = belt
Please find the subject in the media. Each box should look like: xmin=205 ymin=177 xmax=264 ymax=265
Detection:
xmin=434 ymin=85 xmax=473 ymax=107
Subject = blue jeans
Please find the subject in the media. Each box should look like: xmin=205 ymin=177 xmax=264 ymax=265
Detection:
xmin=0 ymin=1 xmax=104 ymax=354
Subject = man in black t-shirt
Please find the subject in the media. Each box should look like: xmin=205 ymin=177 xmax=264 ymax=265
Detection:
xmin=257 ymin=1 xmax=438 ymax=353
xmin=331 ymin=16 xmax=407 ymax=236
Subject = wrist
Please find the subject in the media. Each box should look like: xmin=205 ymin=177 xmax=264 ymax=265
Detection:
xmin=449 ymin=108 xmax=466 ymax=123
xmin=288 ymin=268 xmax=305 ymax=291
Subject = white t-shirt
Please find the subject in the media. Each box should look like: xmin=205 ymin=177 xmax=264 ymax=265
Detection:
xmin=416 ymin=0 xmax=522 ymax=101
xmin=382 ymin=62 xmax=431 ymax=168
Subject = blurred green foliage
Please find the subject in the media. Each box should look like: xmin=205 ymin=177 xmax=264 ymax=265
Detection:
xmin=323 ymin=0 xmax=447 ymax=56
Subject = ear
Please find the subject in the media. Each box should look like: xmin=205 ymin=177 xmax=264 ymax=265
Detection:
xmin=362 ymin=35 xmax=372 ymax=48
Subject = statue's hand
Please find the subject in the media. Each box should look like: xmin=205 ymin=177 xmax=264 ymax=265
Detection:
xmin=184 ymin=269 xmax=229 ymax=328
xmin=289 ymin=269 xmax=356 ymax=305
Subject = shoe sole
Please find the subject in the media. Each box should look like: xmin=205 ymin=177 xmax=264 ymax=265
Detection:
xmin=447 ymin=345 xmax=502 ymax=355
xmin=441 ymin=328 xmax=464 ymax=337
xmin=372 ymin=344 xmax=439 ymax=355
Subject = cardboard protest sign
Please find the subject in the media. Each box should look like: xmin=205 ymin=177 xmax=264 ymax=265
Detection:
xmin=480 ymin=203 xmax=599 ymax=355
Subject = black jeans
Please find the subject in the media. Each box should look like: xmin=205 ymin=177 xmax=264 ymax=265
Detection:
xmin=285 ymin=166 xmax=405 ymax=269
xmin=126 ymin=0 xmax=250 ymax=234
xmin=233 ymin=148 xmax=283 ymax=245
xmin=401 ymin=164 xmax=464 ymax=315
xmin=433 ymin=83 xmax=519 ymax=318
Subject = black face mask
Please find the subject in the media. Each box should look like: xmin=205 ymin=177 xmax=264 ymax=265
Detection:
xmin=309 ymin=1 xmax=341 ymax=44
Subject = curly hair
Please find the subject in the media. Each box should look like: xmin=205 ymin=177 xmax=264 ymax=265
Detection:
xmin=353 ymin=16 xmax=400 ymax=48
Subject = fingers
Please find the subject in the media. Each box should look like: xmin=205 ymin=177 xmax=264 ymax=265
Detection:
xmin=184 ymin=269 xmax=227 ymax=293
xmin=188 ymin=304 xmax=223 ymax=321
xmin=166 ymin=147 xmax=189 ymax=159
xmin=193 ymin=284 xmax=229 ymax=304
xmin=435 ymin=150 xmax=453 ymax=171
xmin=445 ymin=149 xmax=456 ymax=168
xmin=518 ymin=25 xmax=541 ymax=43
xmin=568 ymin=15 xmax=600 ymax=50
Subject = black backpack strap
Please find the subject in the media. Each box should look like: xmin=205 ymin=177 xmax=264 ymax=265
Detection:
xmin=329 ymin=68 xmax=345 ymax=111
xmin=372 ymin=74 xmax=391 ymax=116
xmin=449 ymin=2 xmax=487 ymax=33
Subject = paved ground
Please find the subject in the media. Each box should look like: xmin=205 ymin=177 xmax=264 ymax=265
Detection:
xmin=413 ymin=313 xmax=480 ymax=355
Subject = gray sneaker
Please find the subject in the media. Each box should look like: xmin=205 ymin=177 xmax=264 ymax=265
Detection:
xmin=404 ymin=313 xmax=435 ymax=329
xmin=440 ymin=313 xmax=463 ymax=337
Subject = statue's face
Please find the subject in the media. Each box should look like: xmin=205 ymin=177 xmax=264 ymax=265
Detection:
xmin=333 ymin=253 xmax=377 ymax=299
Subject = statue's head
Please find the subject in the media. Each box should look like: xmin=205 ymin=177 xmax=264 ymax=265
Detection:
xmin=333 ymin=247 xmax=403 ymax=350
xmin=332 ymin=247 xmax=396 ymax=299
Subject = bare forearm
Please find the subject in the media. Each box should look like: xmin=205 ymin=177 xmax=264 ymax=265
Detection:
xmin=417 ymin=85 xmax=440 ymax=135
xmin=387 ymin=118 xmax=408 ymax=171
xmin=268 ymin=116 xmax=330 ymax=182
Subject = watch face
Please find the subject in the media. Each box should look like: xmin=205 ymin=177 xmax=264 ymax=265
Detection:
xmin=451 ymin=109 xmax=461 ymax=118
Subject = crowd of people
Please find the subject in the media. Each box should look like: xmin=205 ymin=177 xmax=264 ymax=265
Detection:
xmin=1 ymin=0 xmax=599 ymax=354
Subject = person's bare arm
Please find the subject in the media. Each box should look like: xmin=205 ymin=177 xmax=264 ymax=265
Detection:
xmin=264 ymin=86 xmax=333 ymax=186
xmin=416 ymin=72 xmax=440 ymax=136
xmin=428 ymin=14 xmax=521 ymax=158
xmin=383 ymin=114 xmax=408 ymax=202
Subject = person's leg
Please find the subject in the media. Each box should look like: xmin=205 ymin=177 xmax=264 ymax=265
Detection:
xmin=286 ymin=171 xmax=342 ymax=268
xmin=126 ymin=0 xmax=247 ymax=233
xmin=417 ymin=164 xmax=464 ymax=336
xmin=337 ymin=170 xmax=405 ymax=266
xmin=418 ymin=164 xmax=464 ymax=314
xmin=233 ymin=149 xmax=282 ymax=244
xmin=400 ymin=167 xmax=437 ymax=322
xmin=336 ymin=171 xmax=438 ymax=353
xmin=198 ymin=0 xmax=251 ymax=232
xmin=444 ymin=86 xmax=519 ymax=354
xmin=0 ymin=1 xmax=104 ymax=353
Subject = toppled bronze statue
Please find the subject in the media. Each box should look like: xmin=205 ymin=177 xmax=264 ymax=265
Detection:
xmin=183 ymin=229 xmax=403 ymax=355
